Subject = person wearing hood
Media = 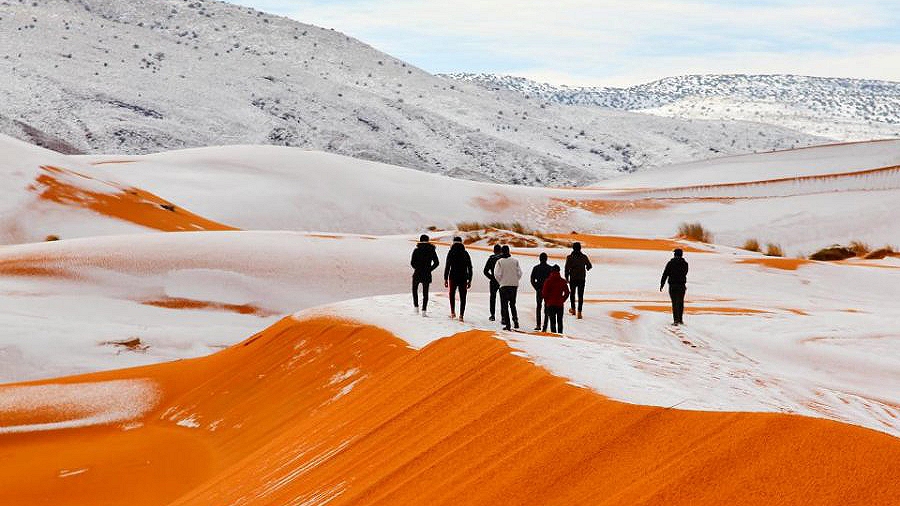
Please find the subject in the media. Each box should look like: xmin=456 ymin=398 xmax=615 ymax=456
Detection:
xmin=564 ymin=241 xmax=592 ymax=319
xmin=410 ymin=234 xmax=439 ymax=316
xmin=494 ymin=245 xmax=522 ymax=331
xmin=541 ymin=265 xmax=570 ymax=334
xmin=482 ymin=244 xmax=503 ymax=321
xmin=444 ymin=237 xmax=473 ymax=321
xmin=660 ymin=248 xmax=689 ymax=325
xmin=530 ymin=252 xmax=552 ymax=331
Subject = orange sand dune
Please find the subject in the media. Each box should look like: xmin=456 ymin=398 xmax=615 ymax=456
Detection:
xmin=609 ymin=310 xmax=640 ymax=321
xmin=31 ymin=165 xmax=236 ymax=232
xmin=1 ymin=317 xmax=898 ymax=506
xmin=556 ymin=197 xmax=667 ymax=215
xmin=141 ymin=297 xmax=278 ymax=317
xmin=633 ymin=305 xmax=772 ymax=316
xmin=739 ymin=257 xmax=811 ymax=270
xmin=639 ymin=164 xmax=900 ymax=194
xmin=550 ymin=233 xmax=707 ymax=252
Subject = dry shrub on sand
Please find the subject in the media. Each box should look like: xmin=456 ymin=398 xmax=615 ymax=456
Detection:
xmin=456 ymin=222 xmax=484 ymax=232
xmin=676 ymin=222 xmax=712 ymax=243
xmin=44 ymin=234 xmax=60 ymax=241
xmin=809 ymin=245 xmax=855 ymax=261
xmin=741 ymin=239 xmax=761 ymax=252
xmin=848 ymin=241 xmax=871 ymax=257
xmin=864 ymin=245 xmax=898 ymax=259
xmin=463 ymin=234 xmax=483 ymax=245
xmin=764 ymin=243 xmax=784 ymax=257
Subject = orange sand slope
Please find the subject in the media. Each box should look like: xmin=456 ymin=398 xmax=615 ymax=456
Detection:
xmin=2 ymin=317 xmax=898 ymax=506
xmin=32 ymin=165 xmax=236 ymax=232
xmin=549 ymin=233 xmax=708 ymax=252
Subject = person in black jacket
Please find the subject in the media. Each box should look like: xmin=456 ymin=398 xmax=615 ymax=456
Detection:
xmin=483 ymin=244 xmax=503 ymax=321
xmin=444 ymin=237 xmax=473 ymax=321
xmin=530 ymin=252 xmax=552 ymax=331
xmin=410 ymin=234 xmax=439 ymax=316
xmin=564 ymin=242 xmax=592 ymax=319
xmin=660 ymin=248 xmax=689 ymax=325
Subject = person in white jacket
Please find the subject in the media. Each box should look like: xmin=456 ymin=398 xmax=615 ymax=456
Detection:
xmin=493 ymin=245 xmax=522 ymax=331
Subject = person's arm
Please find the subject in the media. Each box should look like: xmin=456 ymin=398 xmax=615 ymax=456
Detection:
xmin=443 ymin=252 xmax=451 ymax=285
xmin=465 ymin=253 xmax=473 ymax=286
xmin=516 ymin=261 xmax=522 ymax=281
xmin=660 ymin=262 xmax=670 ymax=291
xmin=430 ymin=249 xmax=440 ymax=272
xmin=410 ymin=250 xmax=417 ymax=269
xmin=483 ymin=258 xmax=494 ymax=280
xmin=585 ymin=255 xmax=593 ymax=271
xmin=561 ymin=281 xmax=570 ymax=300
xmin=530 ymin=266 xmax=540 ymax=289
xmin=564 ymin=256 xmax=571 ymax=281
xmin=494 ymin=260 xmax=504 ymax=283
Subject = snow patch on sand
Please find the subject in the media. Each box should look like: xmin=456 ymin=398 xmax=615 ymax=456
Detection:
xmin=0 ymin=379 xmax=158 ymax=434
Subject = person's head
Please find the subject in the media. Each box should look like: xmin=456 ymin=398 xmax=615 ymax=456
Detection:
xmin=501 ymin=245 xmax=511 ymax=256
xmin=673 ymin=248 xmax=683 ymax=258
xmin=493 ymin=244 xmax=502 ymax=255
xmin=551 ymin=264 xmax=561 ymax=272
xmin=453 ymin=236 xmax=463 ymax=244
xmin=419 ymin=234 xmax=430 ymax=243
xmin=572 ymin=242 xmax=582 ymax=252
xmin=539 ymin=252 xmax=548 ymax=263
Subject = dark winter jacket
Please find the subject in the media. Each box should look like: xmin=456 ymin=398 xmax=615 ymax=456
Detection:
xmin=661 ymin=257 xmax=689 ymax=289
xmin=411 ymin=242 xmax=439 ymax=283
xmin=541 ymin=271 xmax=570 ymax=307
xmin=564 ymin=251 xmax=593 ymax=282
xmin=483 ymin=253 xmax=502 ymax=283
xmin=444 ymin=243 xmax=473 ymax=284
xmin=530 ymin=262 xmax=553 ymax=291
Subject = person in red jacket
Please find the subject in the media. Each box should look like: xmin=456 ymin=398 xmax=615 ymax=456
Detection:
xmin=541 ymin=265 xmax=570 ymax=334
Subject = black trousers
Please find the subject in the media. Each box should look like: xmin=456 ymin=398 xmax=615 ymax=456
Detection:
xmin=535 ymin=291 xmax=545 ymax=328
xmin=488 ymin=280 xmax=500 ymax=317
xmin=449 ymin=280 xmax=468 ymax=316
xmin=499 ymin=286 xmax=519 ymax=328
xmin=412 ymin=276 xmax=430 ymax=311
xmin=545 ymin=305 xmax=564 ymax=333
xmin=569 ymin=279 xmax=586 ymax=312
xmin=669 ymin=285 xmax=686 ymax=324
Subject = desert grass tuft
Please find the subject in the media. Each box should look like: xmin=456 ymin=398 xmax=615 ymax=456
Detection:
xmin=676 ymin=222 xmax=712 ymax=243
xmin=741 ymin=238 xmax=761 ymax=252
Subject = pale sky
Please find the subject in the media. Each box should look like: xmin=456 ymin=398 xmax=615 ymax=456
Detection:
xmin=236 ymin=0 xmax=900 ymax=86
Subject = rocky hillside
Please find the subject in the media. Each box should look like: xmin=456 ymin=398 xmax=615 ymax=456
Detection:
xmin=0 ymin=0 xmax=822 ymax=185
xmin=446 ymin=73 xmax=900 ymax=142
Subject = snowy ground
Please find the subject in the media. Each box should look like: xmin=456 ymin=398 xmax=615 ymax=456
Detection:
xmin=1 ymin=230 xmax=897 ymax=437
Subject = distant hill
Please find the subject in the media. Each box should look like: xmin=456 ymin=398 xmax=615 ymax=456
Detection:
xmin=444 ymin=73 xmax=900 ymax=142
xmin=0 ymin=0 xmax=823 ymax=186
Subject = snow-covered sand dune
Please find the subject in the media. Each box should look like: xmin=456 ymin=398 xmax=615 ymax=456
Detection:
xmin=1 ymin=135 xmax=899 ymax=505
xmin=1 ymin=317 xmax=897 ymax=506
xmin=2 ymin=133 xmax=896 ymax=253
xmin=1 ymin=229 xmax=898 ymax=438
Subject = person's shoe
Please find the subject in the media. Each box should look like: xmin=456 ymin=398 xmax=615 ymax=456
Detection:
xmin=502 ymin=325 xmax=511 ymax=331
xmin=577 ymin=312 xmax=583 ymax=319
xmin=459 ymin=316 xmax=465 ymax=322
xmin=568 ymin=308 xmax=576 ymax=316
xmin=489 ymin=315 xmax=495 ymax=322
xmin=533 ymin=326 xmax=541 ymax=331
xmin=421 ymin=310 xmax=427 ymax=317
xmin=513 ymin=320 xmax=519 ymax=329
xmin=414 ymin=306 xmax=419 ymax=314
xmin=450 ymin=312 xmax=456 ymax=319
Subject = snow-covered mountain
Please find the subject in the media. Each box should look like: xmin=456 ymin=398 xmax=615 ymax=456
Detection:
xmin=0 ymin=0 xmax=824 ymax=186
xmin=446 ymin=73 xmax=900 ymax=142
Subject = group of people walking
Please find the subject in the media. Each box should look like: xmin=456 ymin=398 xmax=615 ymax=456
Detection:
xmin=411 ymin=234 xmax=689 ymax=332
